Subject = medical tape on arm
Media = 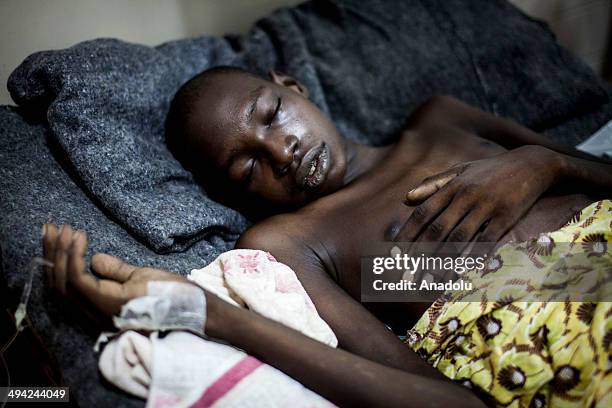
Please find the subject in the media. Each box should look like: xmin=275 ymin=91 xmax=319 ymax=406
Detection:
xmin=113 ymin=281 xmax=206 ymax=336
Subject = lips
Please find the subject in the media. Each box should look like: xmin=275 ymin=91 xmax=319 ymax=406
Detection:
xmin=295 ymin=143 xmax=330 ymax=190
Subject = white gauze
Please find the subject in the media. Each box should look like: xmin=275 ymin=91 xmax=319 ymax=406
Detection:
xmin=113 ymin=281 xmax=206 ymax=336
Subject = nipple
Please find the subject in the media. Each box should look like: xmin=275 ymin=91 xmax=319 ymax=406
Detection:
xmin=384 ymin=220 xmax=402 ymax=241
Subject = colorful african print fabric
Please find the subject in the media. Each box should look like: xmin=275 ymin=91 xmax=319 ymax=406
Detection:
xmin=407 ymin=200 xmax=612 ymax=407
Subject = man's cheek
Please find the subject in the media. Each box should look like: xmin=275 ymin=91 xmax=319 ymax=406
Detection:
xmin=262 ymin=182 xmax=292 ymax=204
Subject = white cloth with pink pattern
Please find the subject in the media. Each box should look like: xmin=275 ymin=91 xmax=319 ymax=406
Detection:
xmin=98 ymin=249 xmax=337 ymax=407
xmin=188 ymin=249 xmax=337 ymax=347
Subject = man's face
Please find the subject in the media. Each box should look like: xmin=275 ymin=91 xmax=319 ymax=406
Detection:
xmin=182 ymin=71 xmax=348 ymax=206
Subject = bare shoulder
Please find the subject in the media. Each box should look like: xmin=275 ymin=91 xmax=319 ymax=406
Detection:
xmin=405 ymin=95 xmax=478 ymax=130
xmin=235 ymin=213 xmax=319 ymax=269
xmin=413 ymin=95 xmax=473 ymax=116
xmin=235 ymin=212 xmax=340 ymax=293
xmin=236 ymin=214 xmax=294 ymax=250
xmin=236 ymin=212 xmax=353 ymax=324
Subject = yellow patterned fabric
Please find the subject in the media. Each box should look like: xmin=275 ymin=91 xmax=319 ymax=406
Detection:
xmin=407 ymin=200 xmax=612 ymax=407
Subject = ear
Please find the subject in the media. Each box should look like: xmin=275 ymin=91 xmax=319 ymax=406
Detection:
xmin=269 ymin=70 xmax=309 ymax=98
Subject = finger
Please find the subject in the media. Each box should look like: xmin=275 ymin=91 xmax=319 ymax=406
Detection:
xmin=64 ymin=249 xmax=125 ymax=315
xmin=91 ymin=253 xmax=137 ymax=283
xmin=405 ymin=170 xmax=460 ymax=204
xmin=53 ymin=225 xmax=74 ymax=292
xmin=42 ymin=224 xmax=59 ymax=286
xmin=447 ymin=209 xmax=491 ymax=253
xmin=396 ymin=183 xmax=457 ymax=242
xmin=65 ymin=230 xmax=88 ymax=295
xmin=414 ymin=196 xmax=472 ymax=243
xmin=477 ymin=216 xmax=514 ymax=245
xmin=70 ymin=271 xmax=126 ymax=316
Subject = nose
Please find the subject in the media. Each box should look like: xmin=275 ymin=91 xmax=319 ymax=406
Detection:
xmin=263 ymin=133 xmax=298 ymax=175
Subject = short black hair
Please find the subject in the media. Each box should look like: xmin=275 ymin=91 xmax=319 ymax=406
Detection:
xmin=164 ymin=65 xmax=254 ymax=173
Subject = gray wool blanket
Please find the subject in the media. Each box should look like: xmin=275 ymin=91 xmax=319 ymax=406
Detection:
xmin=2 ymin=0 xmax=612 ymax=406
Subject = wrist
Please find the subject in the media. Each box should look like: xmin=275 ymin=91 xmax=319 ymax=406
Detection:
xmin=543 ymin=146 xmax=569 ymax=185
xmin=520 ymin=145 xmax=567 ymax=186
xmin=203 ymin=289 xmax=243 ymax=339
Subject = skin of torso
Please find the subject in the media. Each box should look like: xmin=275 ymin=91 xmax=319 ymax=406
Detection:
xmin=254 ymin=124 xmax=592 ymax=327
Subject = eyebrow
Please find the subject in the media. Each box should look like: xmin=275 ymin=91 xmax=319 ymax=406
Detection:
xmin=246 ymin=85 xmax=266 ymax=124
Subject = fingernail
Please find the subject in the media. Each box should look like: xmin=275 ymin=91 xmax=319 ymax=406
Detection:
xmin=72 ymin=230 xmax=82 ymax=242
xmin=41 ymin=224 xmax=46 ymax=237
xmin=405 ymin=190 xmax=415 ymax=203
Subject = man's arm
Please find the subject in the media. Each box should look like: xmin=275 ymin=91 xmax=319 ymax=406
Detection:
xmin=207 ymin=278 xmax=484 ymax=408
xmin=44 ymin=223 xmax=486 ymax=407
xmin=411 ymin=95 xmax=611 ymax=164
xmin=407 ymin=96 xmax=612 ymax=200
xmin=396 ymin=96 xmax=612 ymax=244
xmin=235 ymin=221 xmax=443 ymax=379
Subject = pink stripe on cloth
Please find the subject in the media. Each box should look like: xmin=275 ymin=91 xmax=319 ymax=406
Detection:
xmin=191 ymin=356 xmax=263 ymax=408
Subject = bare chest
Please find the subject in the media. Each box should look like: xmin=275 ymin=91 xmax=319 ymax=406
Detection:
xmin=300 ymin=130 xmax=589 ymax=300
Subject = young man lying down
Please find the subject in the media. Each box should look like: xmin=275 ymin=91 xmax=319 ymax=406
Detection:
xmin=42 ymin=67 xmax=612 ymax=407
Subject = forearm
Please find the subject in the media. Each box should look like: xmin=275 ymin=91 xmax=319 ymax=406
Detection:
xmin=553 ymin=149 xmax=612 ymax=197
xmin=333 ymin=309 xmax=445 ymax=379
xmin=205 ymin=295 xmax=484 ymax=408
xmin=423 ymin=95 xmax=610 ymax=164
xmin=474 ymin=114 xmax=609 ymax=164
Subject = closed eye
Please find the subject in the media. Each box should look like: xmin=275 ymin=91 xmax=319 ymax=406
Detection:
xmin=243 ymin=159 xmax=256 ymax=185
xmin=267 ymin=96 xmax=281 ymax=127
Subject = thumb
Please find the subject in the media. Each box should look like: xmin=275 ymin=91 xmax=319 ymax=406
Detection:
xmin=405 ymin=169 xmax=460 ymax=204
xmin=91 ymin=253 xmax=137 ymax=283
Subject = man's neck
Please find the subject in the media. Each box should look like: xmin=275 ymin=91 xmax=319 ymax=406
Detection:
xmin=342 ymin=139 xmax=393 ymax=186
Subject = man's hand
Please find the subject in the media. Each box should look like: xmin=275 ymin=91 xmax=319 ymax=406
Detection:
xmin=42 ymin=223 xmax=188 ymax=316
xmin=398 ymin=145 xmax=562 ymax=244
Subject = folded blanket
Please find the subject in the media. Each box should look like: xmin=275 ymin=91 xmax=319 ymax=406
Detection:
xmin=188 ymin=249 xmax=338 ymax=347
xmin=99 ymin=331 xmax=333 ymax=408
